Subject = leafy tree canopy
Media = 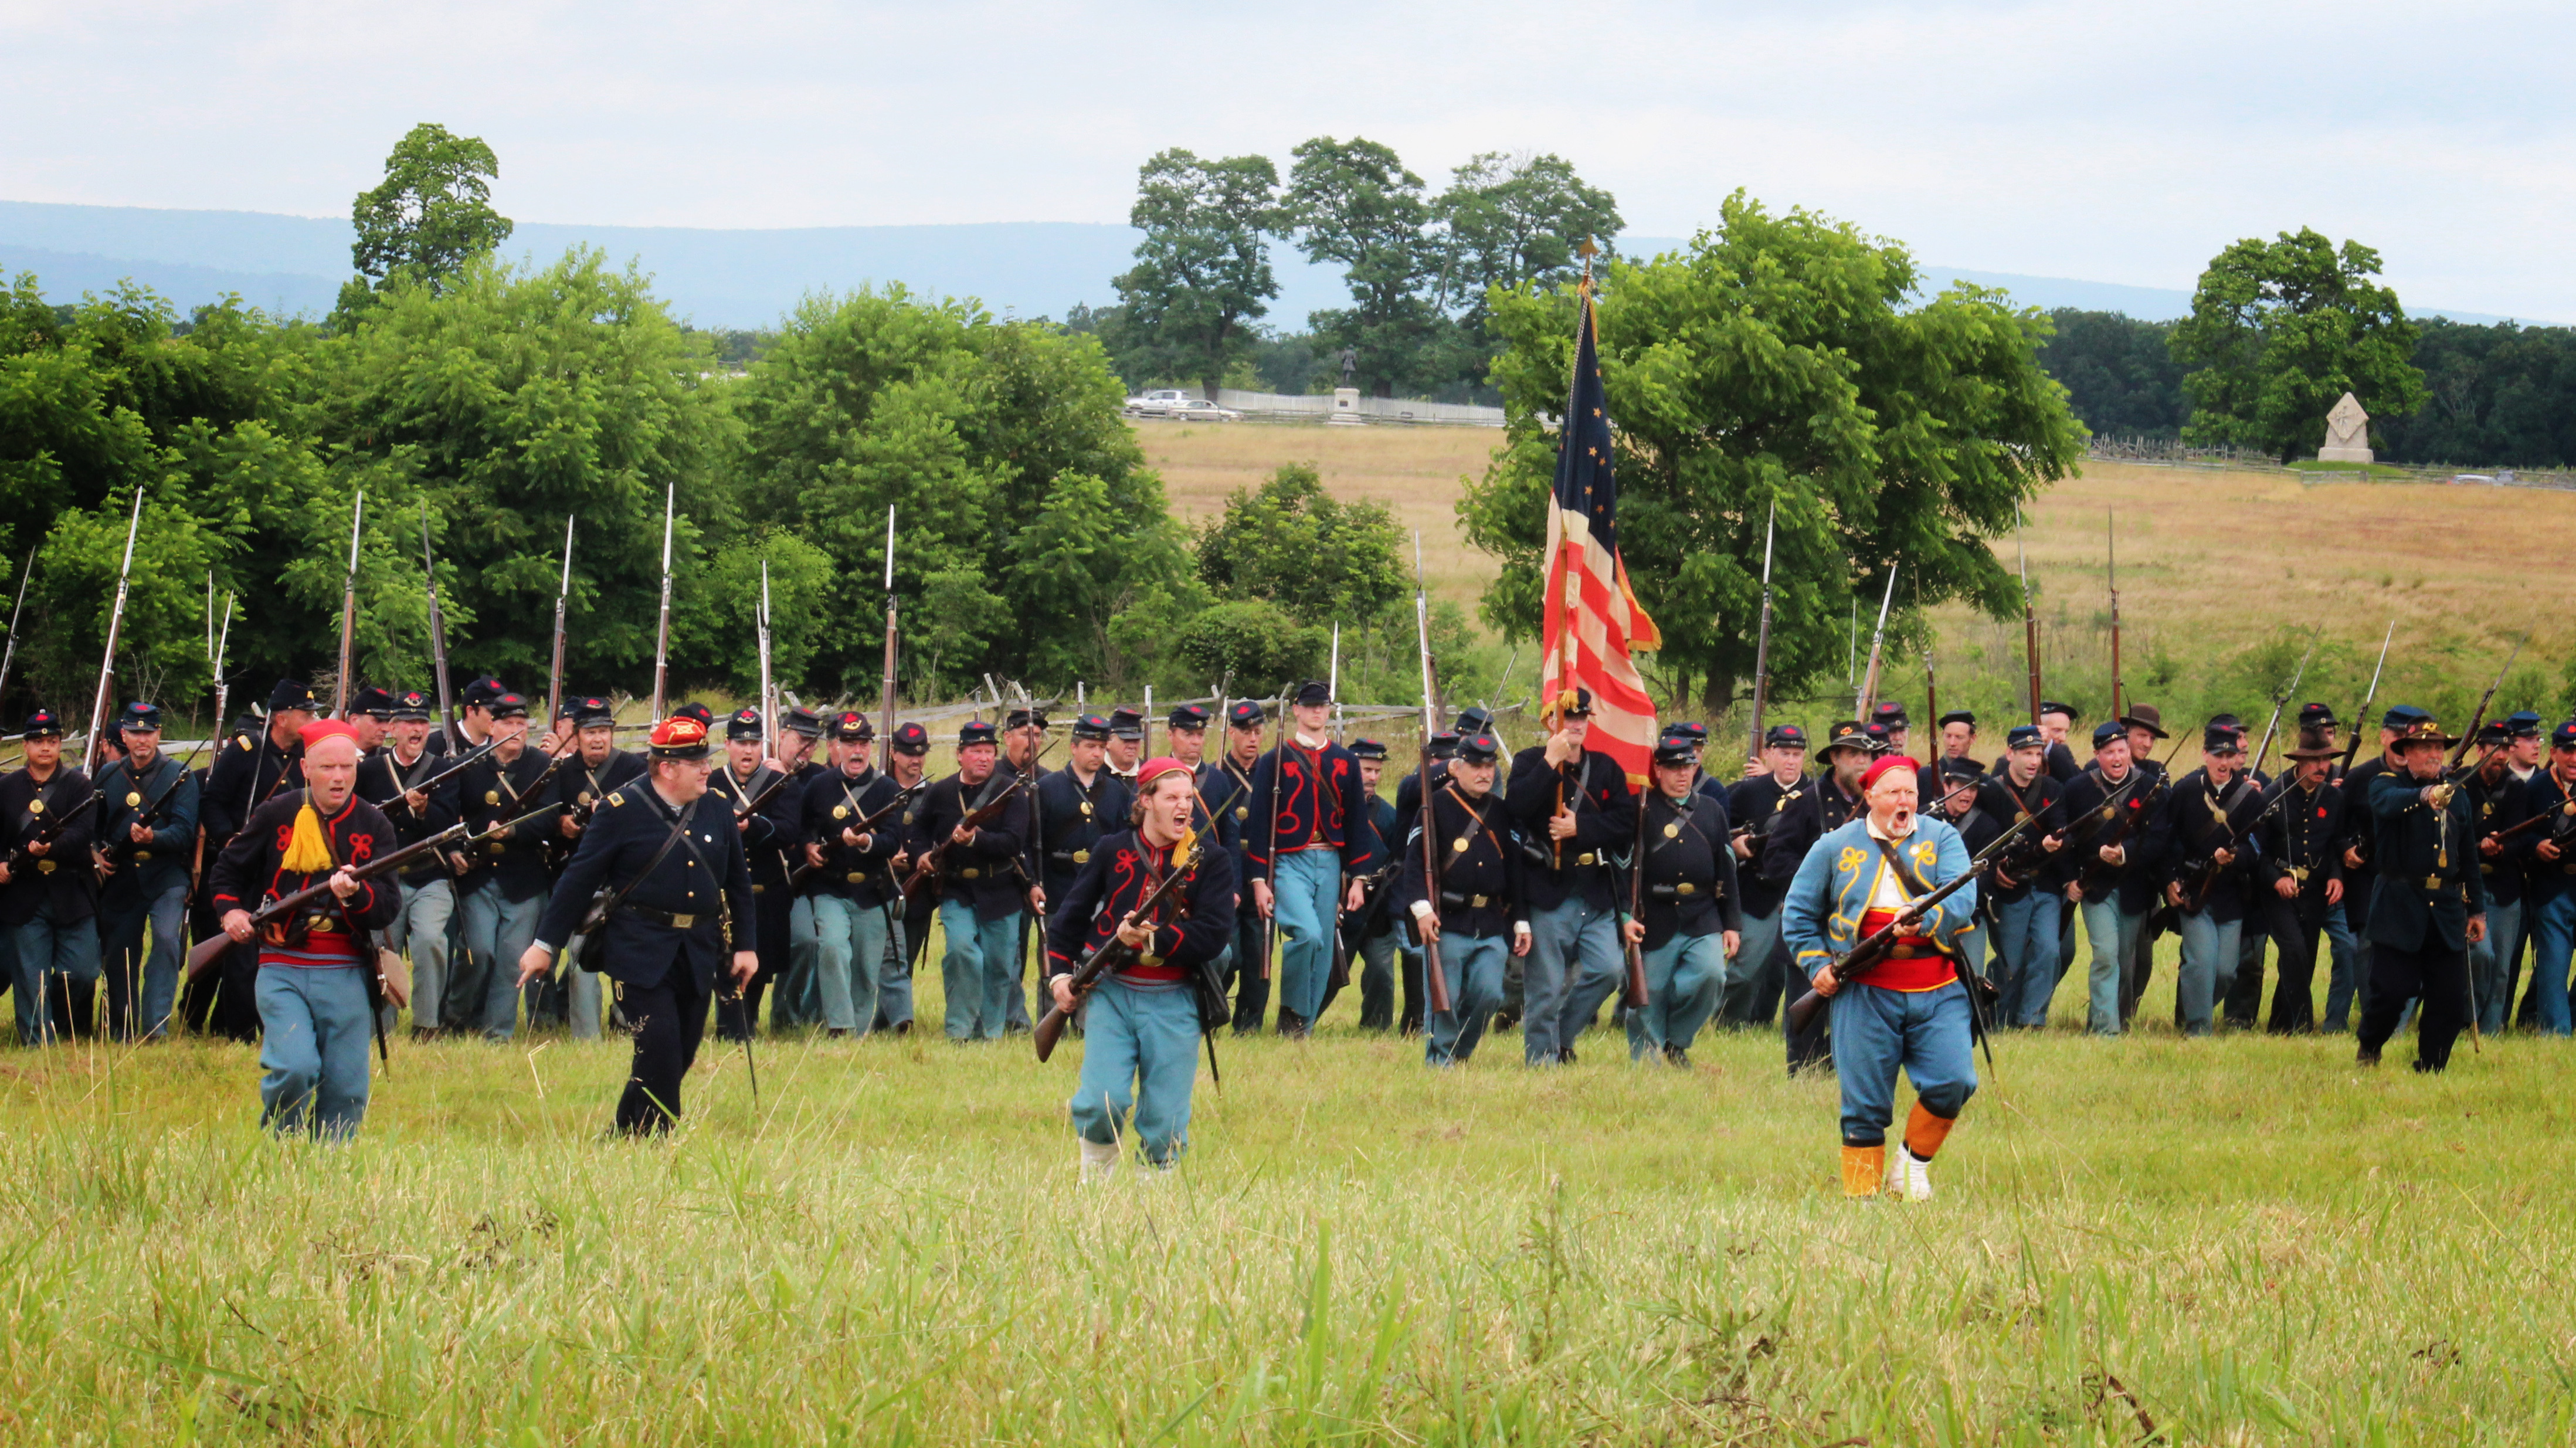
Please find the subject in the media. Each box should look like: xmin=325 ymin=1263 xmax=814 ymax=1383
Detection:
xmin=1111 ymin=149 xmax=1282 ymax=402
xmin=2170 ymin=228 xmax=2426 ymax=463
xmin=1461 ymin=192 xmax=2086 ymax=717
xmin=1194 ymin=463 xmax=1407 ymax=629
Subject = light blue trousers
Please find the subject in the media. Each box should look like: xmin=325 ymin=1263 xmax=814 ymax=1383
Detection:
xmin=382 ymin=876 xmax=454 ymax=1033
xmin=12 ymin=903 xmax=101 ymax=1046
xmin=99 ymin=880 xmax=186 ymax=1040
xmin=1525 ymin=894 xmax=1624 ymax=1064
xmin=1626 ymin=930 xmax=1725 ymax=1059
xmin=459 ymin=882 xmax=545 ymax=1040
xmin=2080 ymin=898 xmax=2143 ymax=1036
xmin=812 ymin=894 xmax=889 ymax=1035
xmin=1268 ymin=847 xmax=1344 ymax=1023
xmin=1993 ymin=891 xmax=2064 ymax=1026
xmin=2472 ymin=897 xmax=2526 ymax=1034
xmin=1069 ymin=976 xmax=1200 ymax=1166
xmin=2524 ymin=889 xmax=2576 ymax=1036
xmin=256 ymin=965 xmax=372 ymax=1139
xmin=2175 ymin=907 xmax=2242 ymax=1036
xmin=1424 ymin=932 xmax=1507 ymax=1066
xmin=1831 ymin=980 xmax=1977 ymax=1148
xmin=1719 ymin=906 xmax=1782 ymax=1025
xmin=938 ymin=901 xmax=1021 ymax=1040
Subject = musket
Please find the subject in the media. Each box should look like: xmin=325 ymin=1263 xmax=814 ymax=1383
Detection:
xmin=2249 ymin=625 xmax=2323 ymax=779
xmin=757 ymin=558 xmax=776 ymax=760
xmin=880 ymin=506 xmax=898 ymax=773
xmin=2018 ymin=509 xmax=2041 ymax=725
xmin=419 ymin=505 xmax=459 ymax=748
xmin=97 ymin=736 xmax=212 ymax=872
xmin=1327 ymin=623 xmax=1341 ymax=741
xmin=650 ymin=482 xmax=674 ymax=721
xmin=1410 ymin=531 xmax=1451 ymax=1015
xmin=1034 ymin=829 xmax=1207 ymax=1062
xmin=185 ymin=823 xmax=469 ymax=979
xmin=2336 ymin=619 xmax=2397 ymax=774
xmin=208 ymin=581 xmax=233 ymax=737
xmin=786 ymin=779 xmax=924 ymax=888
xmin=0 ymin=548 xmax=35 ymax=721
xmin=332 ymin=490 xmax=364 ymax=718
xmin=84 ymin=492 xmax=144 ymax=773
xmin=1746 ymin=500 xmax=1776 ymax=767
xmin=1851 ymin=567 xmax=1896 ymax=720
xmin=2107 ymin=510 xmax=2124 ymax=723
xmin=383 ymin=734 xmax=505 ymax=816
xmin=1783 ymin=806 xmax=2045 ymax=1037
xmin=1144 ymin=683 xmax=1156 ymax=759
xmin=1620 ymin=771 xmax=1651 ymax=1010
xmin=1923 ymin=640 xmax=1939 ymax=741
xmin=1256 ymin=679 xmax=1290 ymax=980
xmin=546 ymin=515 xmax=574 ymax=729
xmin=2446 ymin=632 xmax=2526 ymax=771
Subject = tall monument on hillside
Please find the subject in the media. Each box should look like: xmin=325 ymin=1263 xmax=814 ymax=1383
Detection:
xmin=2319 ymin=392 xmax=2373 ymax=464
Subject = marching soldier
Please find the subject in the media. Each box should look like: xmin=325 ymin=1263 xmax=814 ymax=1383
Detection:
xmin=1199 ymin=700 xmax=1266 ymax=1030
xmin=706 ymin=708 xmax=796 ymax=1039
xmin=2357 ymin=713 xmax=2486 ymax=1071
xmin=1165 ymin=703 xmax=1211 ymax=771
xmin=914 ymin=720 xmax=1033 ymax=1040
xmin=0 ymin=710 xmax=99 ymax=1045
xmin=2332 ymin=706 xmax=2420 ymax=1030
xmin=2149 ymin=721 xmax=2259 ymax=1036
xmin=452 ymin=693 xmax=560 ymax=1040
xmin=1243 ymin=681 xmax=1382 ymax=1038
xmin=2517 ymin=720 xmax=2576 ymax=1036
xmin=1869 ymin=702 xmax=1912 ymax=759
xmin=1620 ymin=734 xmax=1742 ymax=1064
xmin=2060 ymin=719 xmax=2159 ymax=1035
xmin=1929 ymin=757 xmax=2002 ymax=993
xmin=1046 ymin=755 xmax=1234 ymax=1179
xmin=1720 ymin=723 xmax=1807 ymax=1027
xmin=1986 ymin=725 xmax=2069 ymax=1027
xmin=1104 ymin=707 xmax=1143 ymax=782
xmin=192 ymin=679 xmax=316 ymax=1041
xmin=2245 ymin=725 xmax=2346 ymax=1033
xmin=2036 ymin=701 xmax=2083 ymax=782
xmin=1762 ymin=719 xmax=1871 ymax=1071
xmin=532 ymin=695 xmax=644 ymax=1038
xmin=1001 ymin=706 xmax=1050 ymax=1035
xmin=208 ymin=721 xmax=402 ymax=1137
xmin=520 ymin=715 xmax=757 ymax=1134
xmin=1035 ymin=714 xmax=1131 ymax=927
xmin=2459 ymin=721 xmax=2531 ymax=1033
xmin=357 ymin=689 xmax=460 ymax=1040
xmin=799 ymin=711 xmax=900 ymax=1037
xmin=345 ymin=687 xmax=394 ymax=754
xmin=1397 ymin=729 xmax=1525 ymax=1065
xmin=1505 ymin=689 xmax=1634 ymax=1064
xmin=94 ymin=701 xmax=199 ymax=1040
xmin=767 ymin=706 xmax=829 ymax=1027
xmin=1338 ymin=738 xmax=1415 ymax=1032
xmin=882 ymin=721 xmax=935 ymax=1032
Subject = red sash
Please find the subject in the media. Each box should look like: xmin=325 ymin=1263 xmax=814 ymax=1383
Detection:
xmin=1857 ymin=905 xmax=1954 ymax=992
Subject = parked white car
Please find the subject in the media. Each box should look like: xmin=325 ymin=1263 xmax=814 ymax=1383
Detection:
xmin=1122 ymin=389 xmax=1238 ymax=421
xmin=1166 ymin=398 xmax=1241 ymax=422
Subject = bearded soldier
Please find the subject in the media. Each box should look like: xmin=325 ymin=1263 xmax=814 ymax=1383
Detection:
xmin=2357 ymin=713 xmax=2487 ymax=1070
xmin=799 ymin=711 xmax=901 ymax=1037
xmin=2246 ymin=725 xmax=2346 ymax=1033
xmin=94 ymin=701 xmax=199 ymax=1040
xmin=0 ymin=709 xmax=99 ymax=1044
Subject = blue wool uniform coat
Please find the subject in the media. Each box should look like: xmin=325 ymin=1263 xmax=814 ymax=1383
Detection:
xmin=1044 ymin=829 xmax=1237 ymax=979
xmin=535 ymin=781 xmax=759 ymax=993
xmin=799 ymin=764 xmax=903 ymax=908
xmin=1242 ymin=739 xmax=1383 ymax=884
xmin=2365 ymin=770 xmax=2487 ymax=954
xmin=1780 ymin=815 xmax=1978 ymax=981
xmin=96 ymin=751 xmax=199 ymax=907
xmin=1505 ymin=744 xmax=1634 ymax=911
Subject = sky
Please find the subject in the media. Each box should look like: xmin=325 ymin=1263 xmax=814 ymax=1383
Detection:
xmin=2 ymin=0 xmax=2568 ymax=320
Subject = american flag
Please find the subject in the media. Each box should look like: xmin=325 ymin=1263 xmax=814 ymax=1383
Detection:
xmin=1539 ymin=287 xmax=1661 ymax=784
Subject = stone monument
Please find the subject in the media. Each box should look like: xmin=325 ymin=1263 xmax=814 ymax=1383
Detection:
xmin=2318 ymin=392 xmax=2373 ymax=464
xmin=1329 ymin=350 xmax=1365 ymax=425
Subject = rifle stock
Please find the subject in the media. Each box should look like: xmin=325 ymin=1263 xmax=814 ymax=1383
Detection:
xmin=185 ymin=823 xmax=466 ymax=979
xmin=1620 ymin=779 xmax=1648 ymax=1010
xmin=1410 ymin=531 xmax=1451 ymax=1015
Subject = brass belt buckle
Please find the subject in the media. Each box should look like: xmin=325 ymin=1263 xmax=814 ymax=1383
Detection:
xmin=961 ymin=867 xmax=980 ymax=880
xmin=2424 ymin=876 xmax=2442 ymax=891
xmin=134 ymin=850 xmax=151 ymax=862
xmin=1676 ymin=881 xmax=1697 ymax=896
xmin=1071 ymin=849 xmax=1090 ymax=864
xmin=36 ymin=859 xmax=54 ymax=874
xmin=1469 ymin=893 xmax=1489 ymax=908
xmin=1576 ymin=852 xmax=1596 ymax=867
xmin=671 ymin=913 xmax=695 ymax=930
xmin=846 ymin=871 xmax=866 ymax=884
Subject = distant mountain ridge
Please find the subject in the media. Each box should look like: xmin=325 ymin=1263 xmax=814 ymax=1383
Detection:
xmin=0 ymin=200 xmax=2533 ymax=330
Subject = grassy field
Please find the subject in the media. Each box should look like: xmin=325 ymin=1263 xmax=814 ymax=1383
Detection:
xmin=1136 ymin=420 xmax=2572 ymax=741
xmin=8 ymin=944 xmax=2576 ymax=1446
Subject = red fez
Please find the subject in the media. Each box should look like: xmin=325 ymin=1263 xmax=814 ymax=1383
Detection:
xmin=1136 ymin=755 xmax=1193 ymax=792
xmin=1861 ymin=755 xmax=1920 ymax=793
xmin=300 ymin=719 xmax=361 ymax=750
xmin=649 ymin=715 xmax=712 ymax=759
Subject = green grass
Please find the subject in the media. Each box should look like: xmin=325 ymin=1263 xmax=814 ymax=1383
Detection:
xmin=2284 ymin=459 xmax=2420 ymax=481
xmin=7 ymin=942 xmax=2575 ymax=1446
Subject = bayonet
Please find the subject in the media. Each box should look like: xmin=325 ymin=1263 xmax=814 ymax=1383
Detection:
xmin=2249 ymin=625 xmax=2322 ymax=778
xmin=1411 ymin=531 xmax=1451 ymax=1015
xmin=420 ymin=505 xmax=459 ymax=748
xmin=2107 ymin=510 xmax=2124 ymax=723
xmin=1746 ymin=500 xmax=1776 ymax=767
xmin=2018 ymin=507 xmax=2041 ymax=726
xmin=2337 ymin=619 xmax=2397 ymax=773
xmin=650 ymin=482 xmax=674 ymax=721
xmin=547 ymin=514 xmax=574 ymax=730
xmin=84 ymin=492 xmax=144 ymax=771
xmin=0 ymin=548 xmax=35 ymax=721
xmin=332 ymin=489 xmax=364 ymax=718
xmin=758 ymin=558 xmax=776 ymax=759
xmin=880 ymin=505 xmax=899 ymax=772
xmin=1852 ymin=566 xmax=1896 ymax=721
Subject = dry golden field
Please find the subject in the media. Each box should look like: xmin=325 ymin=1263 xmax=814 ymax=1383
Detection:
xmin=1134 ymin=419 xmax=2572 ymax=730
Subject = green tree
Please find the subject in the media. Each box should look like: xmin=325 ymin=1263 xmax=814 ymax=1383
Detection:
xmin=2169 ymin=228 xmax=2427 ymax=463
xmin=1194 ymin=463 xmax=1407 ymax=627
xmin=1112 ymin=149 xmax=1282 ymax=402
xmin=2035 ymin=308 xmax=2189 ymax=439
xmin=1285 ymin=137 xmax=1449 ymax=398
xmin=337 ymin=123 xmax=515 ymax=323
xmin=1434 ymin=152 xmax=1621 ymax=362
xmin=1460 ymin=193 xmax=2086 ymax=717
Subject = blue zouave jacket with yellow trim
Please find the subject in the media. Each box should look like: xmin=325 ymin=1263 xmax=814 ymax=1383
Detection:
xmin=1779 ymin=815 xmax=1977 ymax=979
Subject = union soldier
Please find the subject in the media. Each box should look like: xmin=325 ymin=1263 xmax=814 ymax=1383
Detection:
xmin=1784 ymin=755 xmax=1981 ymax=1201
xmin=1986 ymin=724 xmax=2069 ymax=1026
xmin=799 ymin=711 xmax=900 ymax=1037
xmin=192 ymin=679 xmax=316 ymax=1041
xmin=881 ymin=721 xmax=935 ymax=1031
xmin=1165 ymin=703 xmax=1211 ymax=771
xmin=2357 ymin=713 xmax=2487 ymax=1070
xmin=1719 ymin=723 xmax=1807 ymax=1027
xmin=1335 ymin=737 xmax=1416 ymax=1032
xmin=2060 ymin=718 xmax=2160 ymax=1035
xmin=1397 ymin=728 xmax=1524 ymax=1064
xmin=913 ymin=720 xmax=1033 ymax=1040
xmin=2496 ymin=710 xmax=2543 ymax=1028
xmin=1502 ymin=688 xmax=1633 ymax=1064
xmin=1869 ymin=702 xmax=1912 ymax=759
xmin=1104 ymin=707 xmax=1144 ymax=782
xmin=451 ymin=693 xmax=561 ymax=1040
xmin=2332 ymin=705 xmax=2422 ymax=1030
xmin=1046 ymin=755 xmax=1235 ymax=1179
xmin=357 ymin=689 xmax=460 ymax=1040
xmin=208 ymin=721 xmax=402 ymax=1138
xmin=2243 ymin=725 xmax=2347 ymax=1033
xmin=1762 ymin=719 xmax=1871 ymax=1070
xmin=768 ymin=704 xmax=829 ymax=1026
xmin=94 ymin=700 xmax=199 ymax=1040
xmin=1928 ymin=756 xmax=2001 ymax=991
xmin=705 ymin=708 xmax=796 ymax=1040
xmin=520 ymin=715 xmax=758 ymax=1134
xmin=454 ymin=675 xmax=506 ymax=750
xmin=0 ymin=709 xmax=99 ymax=1045
xmin=2113 ymin=703 xmax=2176 ymax=1019
xmin=1925 ymin=710 xmax=1979 ymax=799
xmin=2517 ymin=720 xmax=2576 ymax=1036
xmin=345 ymin=687 xmax=394 ymax=754
xmin=1034 ymin=714 xmax=1132 ymax=932
xmin=1619 ymin=735 xmax=1742 ymax=1064
xmin=2148 ymin=721 xmax=2260 ymax=1036
xmin=1000 ymin=706 xmax=1051 ymax=1034
xmin=1243 ymin=681 xmax=1383 ymax=1038
xmin=535 ymin=695 xmax=645 ymax=1038
xmin=2036 ymin=701 xmax=2083 ymax=782
xmin=1198 ymin=700 xmax=1266 ymax=1030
